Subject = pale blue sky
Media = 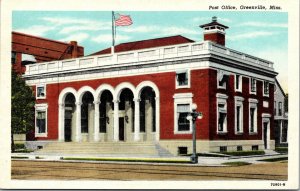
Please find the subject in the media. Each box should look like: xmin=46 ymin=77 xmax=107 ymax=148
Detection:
xmin=12 ymin=11 xmax=288 ymax=91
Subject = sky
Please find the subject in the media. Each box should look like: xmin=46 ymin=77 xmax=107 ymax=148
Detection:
xmin=12 ymin=11 xmax=288 ymax=92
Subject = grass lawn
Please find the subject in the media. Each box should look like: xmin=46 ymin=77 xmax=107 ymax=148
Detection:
xmin=258 ymin=157 xmax=288 ymax=162
xmin=63 ymin=157 xmax=191 ymax=164
xmin=221 ymin=161 xmax=252 ymax=166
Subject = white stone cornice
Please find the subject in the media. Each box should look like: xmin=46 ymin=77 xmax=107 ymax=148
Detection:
xmin=216 ymin=93 xmax=228 ymax=99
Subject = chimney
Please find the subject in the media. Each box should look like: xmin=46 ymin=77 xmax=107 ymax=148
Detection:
xmin=199 ymin=16 xmax=229 ymax=46
xmin=70 ymin=41 xmax=78 ymax=58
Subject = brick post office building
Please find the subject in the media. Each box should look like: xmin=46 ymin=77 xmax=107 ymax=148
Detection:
xmin=23 ymin=17 xmax=278 ymax=155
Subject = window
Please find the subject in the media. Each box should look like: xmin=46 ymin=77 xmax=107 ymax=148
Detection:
xmin=36 ymin=111 xmax=46 ymax=133
xmin=281 ymin=121 xmax=288 ymax=143
xmin=35 ymin=104 xmax=48 ymax=137
xmin=176 ymin=70 xmax=189 ymax=88
xmin=11 ymin=51 xmax=17 ymax=64
xmin=274 ymin=101 xmax=277 ymax=115
xmin=217 ymin=93 xmax=228 ymax=133
xmin=217 ymin=70 xmax=229 ymax=89
xmin=218 ymin=104 xmax=227 ymax=132
xmin=235 ymin=74 xmax=242 ymax=92
xmin=36 ymin=85 xmax=46 ymax=99
xmin=252 ymin=145 xmax=259 ymax=151
xmin=220 ymin=146 xmax=227 ymax=152
xmin=235 ymin=96 xmax=244 ymax=134
xmin=173 ymin=93 xmax=193 ymax=134
xmin=177 ymin=104 xmax=191 ymax=131
xmin=263 ymin=81 xmax=269 ymax=96
xmin=237 ymin=146 xmax=243 ymax=151
xmin=250 ymin=78 xmax=256 ymax=94
xmin=278 ymin=102 xmax=282 ymax=116
xmin=249 ymin=99 xmax=258 ymax=133
xmin=178 ymin=147 xmax=188 ymax=155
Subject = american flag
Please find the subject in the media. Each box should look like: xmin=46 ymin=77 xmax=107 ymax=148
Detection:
xmin=115 ymin=14 xmax=133 ymax=26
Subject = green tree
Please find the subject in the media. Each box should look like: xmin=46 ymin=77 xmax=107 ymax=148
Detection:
xmin=11 ymin=69 xmax=35 ymax=152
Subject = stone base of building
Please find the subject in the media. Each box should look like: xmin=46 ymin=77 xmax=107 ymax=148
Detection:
xmin=25 ymin=139 xmax=275 ymax=156
xmin=159 ymin=140 xmax=275 ymax=155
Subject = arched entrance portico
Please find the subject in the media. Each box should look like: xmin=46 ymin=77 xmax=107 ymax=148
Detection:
xmin=58 ymin=81 xmax=160 ymax=142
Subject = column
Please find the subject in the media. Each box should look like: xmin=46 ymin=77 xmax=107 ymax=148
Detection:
xmin=155 ymin=97 xmax=160 ymax=141
xmin=58 ymin=103 xmax=65 ymax=142
xmin=134 ymin=98 xmax=140 ymax=141
xmin=75 ymin=101 xmax=82 ymax=142
xmin=94 ymin=101 xmax=100 ymax=142
xmin=113 ymin=100 xmax=119 ymax=141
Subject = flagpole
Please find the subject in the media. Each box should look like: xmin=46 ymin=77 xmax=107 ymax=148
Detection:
xmin=112 ymin=11 xmax=115 ymax=54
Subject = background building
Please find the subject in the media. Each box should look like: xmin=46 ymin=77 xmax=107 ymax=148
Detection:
xmin=274 ymin=79 xmax=288 ymax=147
xmin=23 ymin=17 xmax=278 ymax=156
xmin=12 ymin=31 xmax=84 ymax=74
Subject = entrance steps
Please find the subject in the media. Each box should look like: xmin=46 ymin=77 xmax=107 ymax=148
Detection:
xmin=34 ymin=142 xmax=173 ymax=157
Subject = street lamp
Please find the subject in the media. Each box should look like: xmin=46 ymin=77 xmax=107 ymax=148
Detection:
xmin=187 ymin=103 xmax=203 ymax=164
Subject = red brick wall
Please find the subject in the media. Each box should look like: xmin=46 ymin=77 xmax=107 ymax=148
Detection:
xmin=204 ymin=33 xmax=226 ymax=46
xmin=34 ymin=68 xmax=274 ymax=141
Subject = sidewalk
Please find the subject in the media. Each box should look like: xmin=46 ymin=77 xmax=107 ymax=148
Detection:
xmin=11 ymin=152 xmax=288 ymax=166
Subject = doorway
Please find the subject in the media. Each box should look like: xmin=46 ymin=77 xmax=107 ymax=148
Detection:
xmin=119 ymin=117 xmax=125 ymax=141
xmin=64 ymin=109 xmax=72 ymax=142
xmin=263 ymin=120 xmax=270 ymax=150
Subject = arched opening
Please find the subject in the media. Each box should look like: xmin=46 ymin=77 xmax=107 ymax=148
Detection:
xmin=119 ymin=88 xmax=134 ymax=141
xmin=64 ymin=93 xmax=76 ymax=142
xmin=140 ymin=87 xmax=156 ymax=141
xmin=99 ymin=90 xmax=114 ymax=141
xmin=81 ymin=91 xmax=94 ymax=141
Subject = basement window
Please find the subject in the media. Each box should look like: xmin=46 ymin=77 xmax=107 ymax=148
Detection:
xmin=220 ymin=146 xmax=227 ymax=152
xmin=237 ymin=146 xmax=243 ymax=151
xmin=178 ymin=147 xmax=188 ymax=155
xmin=252 ymin=145 xmax=259 ymax=151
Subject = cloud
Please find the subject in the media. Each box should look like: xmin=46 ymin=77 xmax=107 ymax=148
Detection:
xmin=41 ymin=17 xmax=111 ymax=34
xmin=192 ymin=17 xmax=232 ymax=23
xmin=59 ymin=33 xmax=89 ymax=43
xmin=14 ymin=25 xmax=55 ymax=36
xmin=227 ymin=31 xmax=275 ymax=41
xmin=239 ymin=22 xmax=288 ymax=28
xmin=119 ymin=25 xmax=197 ymax=36
xmin=91 ymin=34 xmax=131 ymax=43
xmin=118 ymin=25 xmax=159 ymax=33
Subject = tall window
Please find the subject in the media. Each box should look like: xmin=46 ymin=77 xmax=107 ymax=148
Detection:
xmin=235 ymin=96 xmax=244 ymax=134
xmin=281 ymin=121 xmax=288 ymax=143
xmin=249 ymin=99 xmax=258 ymax=133
xmin=11 ymin=51 xmax=17 ymax=64
xmin=274 ymin=101 xmax=277 ymax=115
xmin=218 ymin=104 xmax=227 ymax=132
xmin=263 ymin=81 xmax=269 ymax=96
xmin=36 ymin=111 xmax=46 ymax=133
xmin=173 ymin=93 xmax=193 ymax=134
xmin=250 ymin=78 xmax=256 ymax=93
xmin=177 ymin=104 xmax=190 ymax=131
xmin=217 ymin=93 xmax=228 ymax=133
xmin=35 ymin=104 xmax=48 ymax=137
xmin=278 ymin=102 xmax=282 ymax=116
xmin=176 ymin=70 xmax=189 ymax=88
xmin=235 ymin=74 xmax=242 ymax=92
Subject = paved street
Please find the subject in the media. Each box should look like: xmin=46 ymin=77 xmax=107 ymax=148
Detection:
xmin=11 ymin=160 xmax=287 ymax=180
